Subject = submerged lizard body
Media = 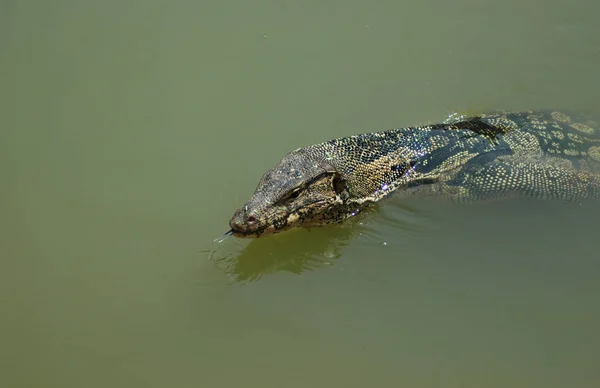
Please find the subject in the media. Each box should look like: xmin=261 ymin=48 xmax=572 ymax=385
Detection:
xmin=229 ymin=110 xmax=600 ymax=237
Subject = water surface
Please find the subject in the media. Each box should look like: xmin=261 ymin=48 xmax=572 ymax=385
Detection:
xmin=3 ymin=1 xmax=600 ymax=387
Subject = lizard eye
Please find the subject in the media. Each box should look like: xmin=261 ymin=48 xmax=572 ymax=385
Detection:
xmin=289 ymin=189 xmax=301 ymax=200
xmin=277 ymin=188 xmax=302 ymax=205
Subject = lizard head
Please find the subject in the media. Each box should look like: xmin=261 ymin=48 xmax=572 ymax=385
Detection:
xmin=229 ymin=147 xmax=353 ymax=238
xmin=227 ymin=128 xmax=428 ymax=238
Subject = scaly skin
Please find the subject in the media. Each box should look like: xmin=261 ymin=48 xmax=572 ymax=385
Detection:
xmin=229 ymin=110 xmax=600 ymax=237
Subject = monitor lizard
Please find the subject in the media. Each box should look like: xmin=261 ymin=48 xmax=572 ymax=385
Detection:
xmin=227 ymin=110 xmax=600 ymax=238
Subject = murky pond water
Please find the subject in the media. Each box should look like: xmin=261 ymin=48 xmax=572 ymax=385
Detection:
xmin=3 ymin=1 xmax=600 ymax=387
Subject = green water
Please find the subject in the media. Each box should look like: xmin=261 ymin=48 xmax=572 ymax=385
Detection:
xmin=3 ymin=1 xmax=600 ymax=387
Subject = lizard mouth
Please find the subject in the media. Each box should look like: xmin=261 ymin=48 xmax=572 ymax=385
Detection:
xmin=214 ymin=227 xmax=267 ymax=241
xmin=228 ymin=219 xmax=275 ymax=238
xmin=230 ymin=228 xmax=261 ymax=238
xmin=229 ymin=205 xmax=295 ymax=238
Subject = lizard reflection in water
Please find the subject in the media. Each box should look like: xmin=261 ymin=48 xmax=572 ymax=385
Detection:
xmin=226 ymin=110 xmax=600 ymax=238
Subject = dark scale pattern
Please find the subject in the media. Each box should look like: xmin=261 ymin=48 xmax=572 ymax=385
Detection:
xmin=229 ymin=110 xmax=600 ymax=237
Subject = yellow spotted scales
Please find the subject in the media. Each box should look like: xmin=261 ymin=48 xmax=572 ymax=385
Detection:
xmin=228 ymin=110 xmax=600 ymax=237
